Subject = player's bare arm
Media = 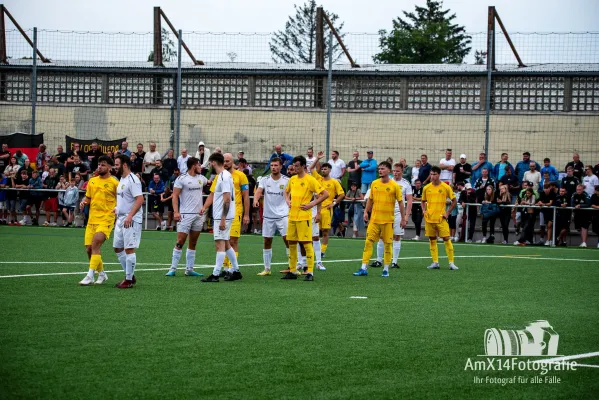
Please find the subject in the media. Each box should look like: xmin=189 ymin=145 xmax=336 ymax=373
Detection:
xmin=172 ymin=187 xmax=182 ymax=221
xmin=301 ymin=189 xmax=328 ymax=211
xmin=125 ymin=195 xmax=144 ymax=228
xmin=242 ymin=188 xmax=250 ymax=226
xmin=363 ymin=197 xmax=373 ymax=222
xmin=200 ymin=192 xmax=214 ymax=215
xmin=253 ymin=187 xmax=263 ymax=208
xmin=221 ymin=192 xmax=231 ymax=230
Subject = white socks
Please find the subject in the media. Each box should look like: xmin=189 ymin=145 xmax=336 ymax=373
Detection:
xmin=263 ymin=249 xmax=272 ymax=270
xmin=225 ymin=248 xmax=239 ymax=271
xmin=87 ymin=269 xmax=94 ymax=279
xmin=361 ymin=263 xmax=368 ymax=270
xmin=171 ymin=248 xmax=182 ymax=270
xmin=186 ymin=249 xmax=196 ymax=271
xmin=383 ymin=264 xmax=389 ymax=272
xmin=213 ymin=252 xmax=226 ymax=276
xmin=125 ymin=253 xmax=136 ymax=280
xmin=377 ymin=240 xmax=384 ymax=262
xmin=116 ymin=251 xmax=127 ymax=272
xmin=313 ymin=240 xmax=322 ymax=264
xmin=392 ymin=240 xmax=401 ymax=264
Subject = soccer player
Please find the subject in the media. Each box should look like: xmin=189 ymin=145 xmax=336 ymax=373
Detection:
xmin=113 ymin=154 xmax=144 ymax=289
xmin=313 ymin=162 xmax=344 ymax=259
xmin=165 ymin=157 xmax=208 ymax=277
xmin=353 ymin=161 xmax=404 ymax=278
xmin=78 ymin=155 xmax=119 ymax=286
xmin=200 ymin=153 xmax=242 ymax=282
xmin=207 ymin=153 xmax=249 ymax=274
xmin=422 ymin=166 xmax=459 ymax=270
xmin=371 ymin=162 xmax=412 ymax=269
xmin=253 ymin=157 xmax=290 ymax=275
xmin=282 ymin=156 xmax=327 ymax=281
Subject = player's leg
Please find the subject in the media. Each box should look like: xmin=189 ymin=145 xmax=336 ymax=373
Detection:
xmin=281 ymin=220 xmax=300 ymax=280
xmin=79 ymin=224 xmax=98 ymax=285
xmin=222 ymin=221 xmax=242 ymax=281
xmin=167 ymin=232 xmax=188 ymax=276
xmin=320 ymin=208 xmax=332 ymax=256
xmin=354 ymin=223 xmax=381 ymax=275
xmin=202 ymin=237 xmax=226 ymax=282
xmin=381 ymin=224 xmax=394 ymax=277
xmin=426 ymin=222 xmax=440 ymax=269
xmin=223 ymin=215 xmax=241 ymax=269
xmin=312 ymin=217 xmax=323 ymax=269
xmin=259 ymin=236 xmax=274 ymax=275
xmin=184 ymin=229 xmax=203 ymax=277
xmin=372 ymin=239 xmax=384 ymax=267
xmin=113 ymin=218 xmax=127 ymax=273
xmin=301 ymin=239 xmax=315 ymax=281
xmin=439 ymin=220 xmax=457 ymax=270
xmin=116 ymin=221 xmax=142 ymax=288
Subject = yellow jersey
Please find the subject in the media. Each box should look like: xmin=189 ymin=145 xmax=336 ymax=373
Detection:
xmin=211 ymin=169 xmax=249 ymax=216
xmin=85 ymin=175 xmax=119 ymax=225
xmin=369 ymin=178 xmax=403 ymax=224
xmin=422 ymin=182 xmax=455 ymax=223
xmin=286 ymin=174 xmax=324 ymax=221
xmin=311 ymin=170 xmax=343 ymax=206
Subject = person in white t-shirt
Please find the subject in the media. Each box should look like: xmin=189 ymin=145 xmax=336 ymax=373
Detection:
xmin=142 ymin=142 xmax=161 ymax=182
xmin=439 ymin=149 xmax=456 ymax=184
xmin=523 ymin=162 xmax=542 ymax=191
xmin=253 ymin=157 xmax=290 ymax=275
xmin=371 ymin=162 xmax=410 ymax=269
xmin=583 ymin=165 xmax=599 ymax=197
xmin=200 ymin=152 xmax=241 ymax=282
xmin=306 ymin=147 xmax=316 ymax=173
xmin=165 ymin=157 xmax=208 ymax=277
xmin=113 ymin=154 xmax=144 ymax=288
xmin=327 ymin=150 xmax=346 ymax=181
xmin=177 ymin=148 xmax=190 ymax=174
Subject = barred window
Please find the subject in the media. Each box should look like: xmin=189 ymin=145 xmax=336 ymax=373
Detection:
xmin=572 ymin=77 xmax=599 ymax=111
xmin=332 ymin=77 xmax=402 ymax=109
xmin=37 ymin=73 xmax=102 ymax=103
xmin=2 ymin=73 xmax=31 ymax=102
xmin=181 ymin=76 xmax=248 ymax=106
xmin=255 ymin=77 xmax=317 ymax=108
xmin=108 ymin=75 xmax=153 ymax=104
xmin=407 ymin=77 xmax=481 ymax=111
xmin=492 ymin=77 xmax=564 ymax=111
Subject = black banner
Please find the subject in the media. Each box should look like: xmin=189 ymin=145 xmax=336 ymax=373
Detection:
xmin=0 ymin=132 xmax=45 ymax=166
xmin=65 ymin=136 xmax=126 ymax=154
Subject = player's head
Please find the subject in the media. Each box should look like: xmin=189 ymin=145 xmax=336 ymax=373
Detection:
xmin=186 ymin=157 xmax=200 ymax=173
xmin=291 ymin=155 xmax=307 ymax=175
xmin=270 ymin=157 xmax=282 ymax=175
xmin=378 ymin=161 xmax=391 ymax=177
xmin=287 ymin=164 xmax=296 ymax=177
xmin=430 ymin=166 xmax=441 ymax=183
xmin=392 ymin=162 xmax=403 ymax=180
xmin=320 ymin=162 xmax=332 ymax=177
xmin=97 ymin=155 xmax=114 ymax=177
xmin=115 ymin=154 xmax=131 ymax=176
xmin=223 ymin=153 xmax=234 ymax=171
xmin=208 ymin=152 xmax=225 ymax=168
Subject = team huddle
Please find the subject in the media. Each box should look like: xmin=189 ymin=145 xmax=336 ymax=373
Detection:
xmin=77 ymin=151 xmax=459 ymax=287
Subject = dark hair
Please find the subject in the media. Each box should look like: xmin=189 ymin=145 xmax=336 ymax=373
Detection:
xmin=208 ymin=152 xmax=224 ymax=165
xmin=378 ymin=161 xmax=392 ymax=170
xmin=291 ymin=155 xmax=307 ymax=167
xmin=523 ymin=151 xmax=531 ymax=156
xmin=321 ymin=162 xmax=332 ymax=169
xmin=238 ymin=157 xmax=247 ymax=164
xmin=430 ymin=166 xmax=441 ymax=174
xmin=349 ymin=181 xmax=358 ymax=187
xmin=332 ymin=150 xmax=339 ymax=156
xmin=544 ymin=158 xmax=550 ymax=162
xmin=415 ymin=179 xmax=421 ymax=183
xmin=270 ymin=157 xmax=282 ymax=165
xmin=115 ymin=154 xmax=131 ymax=168
xmin=393 ymin=162 xmax=403 ymax=170
xmin=187 ymin=157 xmax=199 ymax=170
xmin=446 ymin=148 xmax=452 ymax=152
xmin=98 ymin=155 xmax=114 ymax=166
xmin=456 ymin=181 xmax=465 ymax=187
xmin=501 ymin=152 xmax=508 ymax=157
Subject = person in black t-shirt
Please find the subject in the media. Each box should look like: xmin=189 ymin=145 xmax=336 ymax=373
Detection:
xmin=561 ymin=166 xmax=580 ymax=198
xmin=12 ymin=169 xmax=31 ymax=225
xmin=130 ymin=152 xmax=143 ymax=174
xmin=55 ymin=145 xmax=69 ymax=165
xmin=347 ymin=151 xmax=362 ymax=189
xmin=150 ymin=159 xmax=169 ymax=183
xmin=67 ymin=155 xmax=89 ymax=181
xmin=86 ymin=142 xmax=104 ymax=172
xmin=411 ymin=179 xmax=423 ymax=240
xmin=591 ymin=185 xmax=599 ymax=248
xmin=0 ymin=143 xmax=11 ymax=171
xmin=565 ymin=153 xmax=584 ymax=180
xmin=460 ymin=182 xmax=478 ymax=242
xmin=571 ymin=184 xmax=591 ymax=247
xmin=536 ymin=183 xmax=556 ymax=245
xmin=452 ymin=154 xmax=472 ymax=184
xmin=163 ymin=149 xmax=178 ymax=178
xmin=499 ymin=165 xmax=520 ymax=201
xmin=554 ymin=187 xmax=572 ymax=246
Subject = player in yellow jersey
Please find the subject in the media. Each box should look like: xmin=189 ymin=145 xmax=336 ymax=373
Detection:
xmin=353 ymin=161 xmax=405 ymax=277
xmin=422 ymin=166 xmax=458 ymax=270
xmin=78 ymin=155 xmax=119 ymax=285
xmin=312 ymin=162 xmax=344 ymax=258
xmin=207 ymin=153 xmax=249 ymax=275
xmin=282 ymin=156 xmax=328 ymax=281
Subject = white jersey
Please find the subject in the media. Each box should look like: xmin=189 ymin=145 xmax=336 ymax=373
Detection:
xmin=212 ymin=170 xmax=236 ymax=221
xmin=440 ymin=158 xmax=456 ymax=181
xmin=259 ymin=174 xmax=289 ymax=219
xmin=306 ymin=156 xmax=316 ymax=172
xmin=394 ymin=177 xmax=413 ymax=214
xmin=583 ymin=175 xmax=599 ymax=197
xmin=174 ymin=173 xmax=207 ymax=214
xmin=116 ymin=173 xmax=143 ymax=223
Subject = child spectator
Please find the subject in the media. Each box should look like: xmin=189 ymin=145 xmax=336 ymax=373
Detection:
xmin=411 ymin=179 xmax=424 ymax=240
xmin=479 ymin=185 xmax=499 ymax=244
xmin=536 ymin=183 xmax=556 ymax=246
xmin=571 ymin=184 xmax=592 ymax=248
xmin=0 ymin=172 xmax=7 ymax=224
xmin=514 ymin=188 xmax=537 ymax=245
xmin=56 ymin=175 xmax=69 ymax=226
xmin=161 ymin=176 xmax=175 ymax=231
xmin=345 ymin=181 xmax=364 ymax=238
xmin=148 ymin=174 xmax=165 ymax=230
xmin=460 ymin=182 xmax=478 ymax=243
xmin=61 ymin=178 xmax=79 ymax=227
xmin=13 ymin=169 xmax=31 ymax=225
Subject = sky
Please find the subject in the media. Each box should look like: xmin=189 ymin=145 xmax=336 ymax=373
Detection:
xmin=4 ymin=0 xmax=599 ymax=64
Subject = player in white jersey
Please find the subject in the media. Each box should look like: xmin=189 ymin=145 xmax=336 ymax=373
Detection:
xmin=165 ymin=157 xmax=208 ymax=277
xmin=253 ymin=157 xmax=290 ymax=275
xmin=370 ymin=162 xmax=412 ymax=269
xmin=200 ymin=152 xmax=241 ymax=282
xmin=113 ymin=154 xmax=144 ymax=288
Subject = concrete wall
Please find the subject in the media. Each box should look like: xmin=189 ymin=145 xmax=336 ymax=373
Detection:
xmin=1 ymin=104 xmax=598 ymax=169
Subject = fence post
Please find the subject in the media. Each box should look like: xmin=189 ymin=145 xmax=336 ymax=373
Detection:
xmin=31 ymin=27 xmax=37 ymax=135
xmin=484 ymin=30 xmax=493 ymax=156
xmin=551 ymin=206 xmax=556 ymax=247
xmin=175 ymin=30 xmax=182 ymax=156
xmin=325 ymin=32 xmax=333 ymax=159
xmin=465 ymin=204 xmax=470 ymax=242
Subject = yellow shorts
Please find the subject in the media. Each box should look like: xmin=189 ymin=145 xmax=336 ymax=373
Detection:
xmin=320 ymin=207 xmax=333 ymax=230
xmin=425 ymin=219 xmax=450 ymax=238
xmin=287 ymin=220 xmax=312 ymax=242
xmin=366 ymin=222 xmax=393 ymax=244
xmin=230 ymin=215 xmax=242 ymax=238
xmin=84 ymin=224 xmax=114 ymax=246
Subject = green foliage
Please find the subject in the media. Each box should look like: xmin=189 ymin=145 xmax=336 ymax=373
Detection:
xmin=374 ymin=0 xmax=471 ymax=64
xmin=148 ymin=28 xmax=178 ymax=63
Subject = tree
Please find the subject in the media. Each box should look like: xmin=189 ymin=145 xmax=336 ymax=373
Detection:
xmin=148 ymin=28 xmax=178 ymax=62
xmin=374 ymin=0 xmax=471 ymax=64
xmin=270 ymin=0 xmax=346 ymax=64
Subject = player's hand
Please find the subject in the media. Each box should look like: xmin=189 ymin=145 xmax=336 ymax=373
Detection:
xmin=219 ymin=219 xmax=226 ymax=231
xmin=314 ymin=213 xmax=321 ymax=223
xmin=317 ymin=151 xmax=324 ymax=159
xmin=243 ymin=215 xmax=250 ymax=226
xmin=300 ymin=203 xmax=311 ymax=211
xmin=325 ymin=203 xmax=334 ymax=209
xmin=401 ymin=217 xmax=408 ymax=229
xmin=363 ymin=212 xmax=369 ymax=223
xmin=253 ymin=199 xmax=260 ymax=208
xmin=79 ymin=201 xmax=86 ymax=211
xmin=112 ymin=207 xmax=117 ymax=215
xmin=286 ymin=198 xmax=291 ymax=207
xmin=199 ymin=207 xmax=206 ymax=216
xmin=443 ymin=212 xmax=449 ymax=220
xmin=174 ymin=212 xmax=181 ymax=221
xmin=124 ymin=215 xmax=133 ymax=229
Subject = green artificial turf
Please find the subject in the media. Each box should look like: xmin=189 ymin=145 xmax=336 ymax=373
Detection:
xmin=0 ymin=226 xmax=597 ymax=399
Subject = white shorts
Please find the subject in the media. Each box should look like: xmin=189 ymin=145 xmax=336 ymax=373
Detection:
xmin=393 ymin=213 xmax=405 ymax=236
xmin=262 ymin=216 xmax=288 ymax=238
xmin=312 ymin=219 xmax=320 ymax=237
xmin=213 ymin=219 xmax=233 ymax=241
xmin=113 ymin=218 xmax=142 ymax=249
xmin=177 ymin=214 xmax=204 ymax=234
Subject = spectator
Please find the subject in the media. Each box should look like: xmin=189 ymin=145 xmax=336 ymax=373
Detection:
xmin=474 ymin=168 xmax=495 ymax=203
xmin=571 ymin=184 xmax=591 ymax=248
xmin=493 ymin=153 xmax=515 ymax=181
xmin=36 ymin=144 xmax=51 ymax=171
xmin=195 ymin=141 xmax=211 ymax=173
xmin=591 ymin=186 xmax=599 ymax=249
xmin=479 ymin=185 xmax=499 ymax=244
xmin=13 ymin=169 xmax=31 ymax=225
xmin=142 ymin=142 xmax=161 ymax=183
xmin=0 ymin=143 xmax=11 ymax=171
xmin=160 ymin=174 xmax=176 ymax=232
xmin=61 ymin=177 xmax=79 ymax=227
xmin=496 ymin=184 xmax=512 ymax=244
xmin=55 ymin=145 xmax=69 ymax=165
xmin=453 ymin=154 xmax=472 ymax=184
xmin=411 ymin=179 xmax=423 ymax=240
xmin=105 ymin=151 xmax=115 ymax=162
xmin=400 ymin=158 xmax=412 ymax=182
xmin=418 ymin=154 xmax=432 ymax=185
xmin=66 ymin=143 xmax=85 ymax=169
xmin=453 ymin=181 xmax=465 ymax=241
xmin=268 ymin=144 xmax=293 ymax=175
xmin=327 ymin=150 xmax=346 ymax=182
xmin=411 ymin=159 xmax=421 ymax=185
xmin=523 ymin=162 xmax=541 ymax=191
xmin=514 ymin=188 xmax=537 ymax=245
xmin=0 ymin=172 xmax=7 ymax=224
xmin=561 ymin=166 xmax=580 ymax=198
xmin=541 ymin=158 xmax=559 ymax=183
xmin=460 ymin=182 xmax=478 ymax=243
xmin=515 ymin=152 xmax=541 ymax=184
xmin=148 ymin=174 xmax=166 ymax=230
xmin=67 ymin=155 xmax=89 ymax=181
xmin=439 ymin=149 xmax=456 ymax=184
xmin=582 ymin=165 xmax=599 ymax=197
xmin=593 ymin=162 xmax=599 ymax=179
xmin=177 ymin=148 xmax=190 ymax=174
xmin=5 ymin=166 xmax=18 ymax=225
xmin=306 ymin=147 xmax=316 ymax=172
xmin=448 ymin=184 xmax=460 ymax=241
xmin=499 ymin=165 xmax=520 ymax=202
xmin=151 ymin=159 xmax=169 ymax=183
xmin=359 ymin=150 xmax=377 ymax=193
xmin=4 ymin=156 xmax=20 ymax=180
xmin=347 ymin=151 xmax=362 ymax=189
xmin=162 ymin=149 xmax=178 ymax=177
xmin=48 ymin=155 xmax=66 ymax=177
xmin=565 ymin=153 xmax=584 ymax=180
xmin=554 ymin=187 xmax=572 ymax=246
xmin=86 ymin=142 xmax=104 ymax=172
xmin=471 ymin=152 xmax=493 ymax=183
xmin=214 ymin=147 xmax=222 ymax=154
xmin=19 ymin=159 xmax=34 ymax=177
xmin=12 ymin=149 xmax=28 ymax=167
xmin=345 ymin=181 xmax=364 ymax=238
xmin=116 ymin=141 xmax=131 ymax=157
xmin=134 ymin=143 xmax=146 ymax=163
xmin=237 ymin=158 xmax=252 ymax=176
xmin=536 ymin=183 xmax=556 ymax=246
xmin=26 ymin=170 xmax=44 ymax=226
xmin=130 ymin=152 xmax=143 ymax=174
xmin=56 ymin=175 xmax=69 ymax=226
xmin=43 ymin=168 xmax=60 ymax=227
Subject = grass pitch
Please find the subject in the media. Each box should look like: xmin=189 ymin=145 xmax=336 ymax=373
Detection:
xmin=0 ymin=226 xmax=597 ymax=399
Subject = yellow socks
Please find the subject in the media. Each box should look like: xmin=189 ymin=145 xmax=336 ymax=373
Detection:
xmin=321 ymin=243 xmax=328 ymax=254
xmin=429 ymin=240 xmax=439 ymax=263
xmin=362 ymin=240 xmax=374 ymax=264
xmin=289 ymin=243 xmax=298 ymax=273
xmin=444 ymin=240 xmax=455 ymax=263
xmin=383 ymin=242 xmax=392 ymax=265
xmin=304 ymin=242 xmax=314 ymax=274
xmin=90 ymin=254 xmax=102 ymax=272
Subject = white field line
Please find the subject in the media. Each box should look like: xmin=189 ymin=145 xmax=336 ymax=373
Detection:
xmin=532 ymin=351 xmax=599 ymax=364
xmin=0 ymin=255 xmax=597 ymax=279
